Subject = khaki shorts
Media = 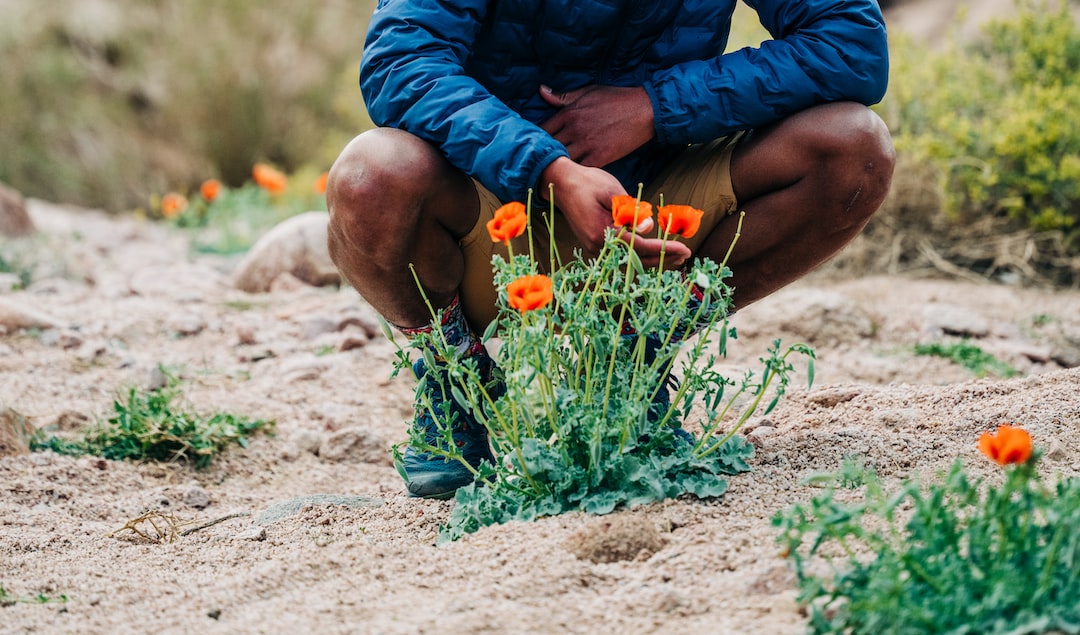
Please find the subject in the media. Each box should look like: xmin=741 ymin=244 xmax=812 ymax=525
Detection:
xmin=459 ymin=133 xmax=744 ymax=330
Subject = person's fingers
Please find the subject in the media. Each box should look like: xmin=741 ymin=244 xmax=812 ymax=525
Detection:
xmin=613 ymin=230 xmax=692 ymax=268
xmin=539 ymin=84 xmax=572 ymax=106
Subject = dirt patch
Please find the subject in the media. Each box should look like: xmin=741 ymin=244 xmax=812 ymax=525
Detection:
xmin=1 ymin=200 xmax=1078 ymax=634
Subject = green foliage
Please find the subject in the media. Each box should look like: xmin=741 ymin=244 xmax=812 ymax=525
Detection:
xmin=883 ymin=1 xmax=1080 ymax=247
xmin=0 ymin=0 xmax=375 ymax=211
xmin=774 ymin=456 xmax=1080 ymax=634
xmin=0 ymin=241 xmax=36 ymax=290
xmin=913 ymin=341 xmax=1017 ymax=378
xmin=168 ymin=179 xmax=325 ymax=255
xmin=395 ymin=204 xmax=814 ymax=541
xmin=31 ymin=368 xmax=274 ymax=468
xmin=0 ymin=585 xmax=69 ymax=607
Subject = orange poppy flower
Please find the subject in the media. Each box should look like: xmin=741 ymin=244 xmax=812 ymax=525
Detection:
xmin=486 ymin=202 xmax=528 ymax=244
xmin=252 ymin=163 xmax=288 ymax=195
xmin=658 ymin=204 xmax=705 ymax=239
xmin=507 ymin=274 xmax=553 ymax=312
xmin=314 ymin=171 xmax=329 ymax=195
xmin=200 ymin=179 xmax=222 ymax=202
xmin=611 ymin=195 xmax=653 ymax=228
xmin=161 ymin=192 xmax=188 ymax=218
xmin=978 ymin=424 xmax=1033 ymax=466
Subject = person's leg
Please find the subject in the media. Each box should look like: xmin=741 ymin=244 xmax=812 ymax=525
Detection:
xmin=326 ymin=127 xmax=481 ymax=329
xmin=326 ymin=128 xmax=501 ymax=498
xmin=694 ymin=102 xmax=895 ymax=309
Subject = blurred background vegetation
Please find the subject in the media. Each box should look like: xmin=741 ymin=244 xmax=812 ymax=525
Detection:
xmin=0 ymin=0 xmax=374 ymax=211
xmin=0 ymin=0 xmax=1077 ymax=285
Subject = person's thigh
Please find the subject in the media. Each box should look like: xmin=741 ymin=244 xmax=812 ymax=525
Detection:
xmin=458 ymin=182 xmax=510 ymax=331
xmin=640 ymin=133 xmax=746 ymax=255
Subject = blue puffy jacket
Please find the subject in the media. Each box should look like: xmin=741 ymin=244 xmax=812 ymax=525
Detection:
xmin=360 ymin=0 xmax=889 ymax=203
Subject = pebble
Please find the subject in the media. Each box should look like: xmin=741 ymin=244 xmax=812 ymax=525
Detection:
xmin=183 ymin=485 xmax=211 ymax=509
xmin=235 ymin=526 xmax=267 ymax=542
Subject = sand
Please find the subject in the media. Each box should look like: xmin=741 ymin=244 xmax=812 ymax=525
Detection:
xmin=2 ymin=200 xmax=1078 ymax=635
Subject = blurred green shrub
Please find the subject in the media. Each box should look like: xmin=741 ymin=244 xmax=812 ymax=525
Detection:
xmin=883 ymin=0 xmax=1080 ymax=249
xmin=0 ymin=0 xmax=374 ymax=212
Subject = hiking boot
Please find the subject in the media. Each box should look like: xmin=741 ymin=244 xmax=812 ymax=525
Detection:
xmin=402 ymin=351 xmax=504 ymax=499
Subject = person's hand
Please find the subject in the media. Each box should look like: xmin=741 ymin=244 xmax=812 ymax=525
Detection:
xmin=539 ymin=157 xmax=690 ymax=269
xmin=539 ymin=84 xmax=655 ymax=168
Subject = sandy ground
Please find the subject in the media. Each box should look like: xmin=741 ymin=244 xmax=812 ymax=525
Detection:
xmin=1 ymin=201 xmax=1079 ymax=635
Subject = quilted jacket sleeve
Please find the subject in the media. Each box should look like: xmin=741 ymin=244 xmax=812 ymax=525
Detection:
xmin=360 ymin=0 xmax=568 ymax=203
xmin=645 ymin=0 xmax=890 ymax=145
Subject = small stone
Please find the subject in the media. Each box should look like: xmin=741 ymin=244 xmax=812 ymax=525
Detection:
xmin=268 ymin=272 xmax=309 ymax=293
xmin=0 ymin=297 xmax=64 ymax=332
xmin=338 ymin=335 xmax=369 ymax=352
xmin=281 ymin=356 xmax=328 ymax=382
xmin=235 ymin=526 xmax=266 ymax=542
xmin=0 ymin=182 xmax=35 ymax=237
xmin=922 ymin=304 xmax=990 ymax=338
xmin=318 ymin=427 xmax=391 ymax=465
xmin=168 ymin=313 xmax=206 ymax=337
xmin=291 ymin=429 xmax=325 ymax=455
xmin=146 ymin=365 xmax=169 ymax=391
xmin=235 ymin=325 xmax=257 ymax=346
xmin=747 ymin=426 xmax=779 ymax=449
xmin=0 ymin=407 xmax=34 ymax=457
xmin=299 ymin=316 xmax=337 ymax=340
xmin=183 ymin=485 xmax=211 ymax=509
xmin=807 ymin=387 xmax=860 ymax=407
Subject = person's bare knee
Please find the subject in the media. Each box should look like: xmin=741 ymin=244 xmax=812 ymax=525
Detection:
xmin=329 ymin=129 xmax=443 ymax=255
xmin=325 ymin=128 xmax=479 ymax=324
xmin=804 ymin=104 xmax=895 ymax=231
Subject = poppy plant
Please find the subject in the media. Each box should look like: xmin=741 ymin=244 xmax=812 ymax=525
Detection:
xmin=611 ymin=195 xmax=652 ymax=228
xmin=161 ymin=192 xmax=188 ymax=218
xmin=978 ymin=424 xmax=1033 ymax=466
xmin=253 ymin=163 xmax=288 ymax=195
xmin=507 ymin=274 xmax=553 ymax=312
xmin=486 ymin=202 xmax=528 ymax=244
xmin=314 ymin=171 xmax=329 ymax=195
xmin=658 ymin=204 xmax=705 ymax=239
xmin=200 ymin=179 xmax=222 ymax=202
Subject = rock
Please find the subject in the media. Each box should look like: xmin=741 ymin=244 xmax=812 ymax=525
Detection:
xmin=254 ymin=494 xmax=384 ymax=525
xmin=922 ymin=304 xmax=990 ymax=338
xmin=268 ymin=271 xmax=311 ymax=293
xmin=743 ymin=289 xmax=877 ymax=345
xmin=807 ymin=387 xmax=861 ymax=408
xmin=1047 ymin=324 xmax=1080 ymax=368
xmin=338 ymin=334 xmax=370 ymax=352
xmin=232 ymin=211 xmax=341 ymax=293
xmin=183 ymin=485 xmax=212 ymax=509
xmin=298 ymin=316 xmax=338 ymax=340
xmin=747 ymin=425 xmax=779 ymax=449
xmin=234 ymin=325 xmax=258 ymax=346
xmin=338 ymin=314 xmax=382 ymax=339
xmin=318 ymin=427 xmax=391 ymax=465
xmin=0 ymin=407 xmax=34 ymax=457
xmin=235 ymin=526 xmax=267 ymax=541
xmin=284 ymin=429 xmax=325 ymax=460
xmin=167 ymin=313 xmax=206 ymax=337
xmin=281 ymin=355 xmax=328 ymax=382
xmin=0 ymin=183 xmax=35 ymax=237
xmin=0 ymin=297 xmax=64 ymax=333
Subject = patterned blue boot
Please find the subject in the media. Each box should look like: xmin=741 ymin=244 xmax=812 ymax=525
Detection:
xmin=402 ymin=351 xmax=504 ymax=499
